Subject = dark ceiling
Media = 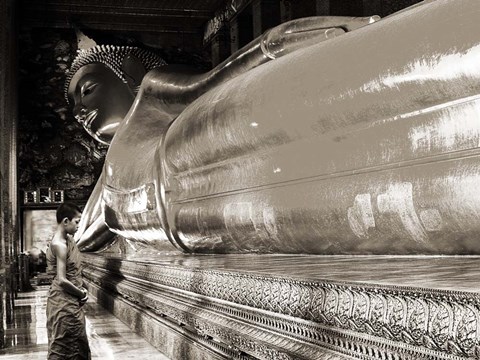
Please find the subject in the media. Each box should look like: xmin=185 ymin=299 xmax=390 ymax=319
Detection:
xmin=18 ymin=0 xmax=227 ymax=50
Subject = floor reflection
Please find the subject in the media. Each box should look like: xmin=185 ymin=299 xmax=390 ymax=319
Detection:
xmin=0 ymin=285 xmax=169 ymax=359
xmin=2 ymin=291 xmax=48 ymax=348
xmin=0 ymin=287 xmax=49 ymax=358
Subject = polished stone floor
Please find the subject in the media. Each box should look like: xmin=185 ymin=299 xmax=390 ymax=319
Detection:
xmin=0 ymin=286 xmax=170 ymax=359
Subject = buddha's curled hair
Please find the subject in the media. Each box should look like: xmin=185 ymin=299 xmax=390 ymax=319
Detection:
xmin=64 ymin=45 xmax=166 ymax=103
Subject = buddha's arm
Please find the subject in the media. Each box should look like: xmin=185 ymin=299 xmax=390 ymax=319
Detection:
xmin=75 ymin=171 xmax=115 ymax=251
xmin=142 ymin=16 xmax=378 ymax=119
xmin=76 ymin=214 xmax=113 ymax=251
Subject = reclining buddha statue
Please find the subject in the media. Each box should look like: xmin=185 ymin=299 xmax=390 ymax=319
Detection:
xmin=69 ymin=0 xmax=480 ymax=255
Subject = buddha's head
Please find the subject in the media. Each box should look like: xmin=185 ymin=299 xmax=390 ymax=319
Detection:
xmin=65 ymin=45 xmax=166 ymax=145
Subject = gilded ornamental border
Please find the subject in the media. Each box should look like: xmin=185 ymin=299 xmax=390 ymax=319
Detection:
xmin=82 ymin=254 xmax=479 ymax=359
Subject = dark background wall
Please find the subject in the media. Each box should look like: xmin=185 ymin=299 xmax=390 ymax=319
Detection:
xmin=18 ymin=29 xmax=106 ymax=202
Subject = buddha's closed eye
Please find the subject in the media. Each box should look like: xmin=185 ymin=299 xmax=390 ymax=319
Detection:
xmin=81 ymin=83 xmax=98 ymax=97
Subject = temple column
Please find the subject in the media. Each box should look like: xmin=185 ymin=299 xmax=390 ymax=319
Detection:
xmin=229 ymin=17 xmax=240 ymax=54
xmin=280 ymin=0 xmax=330 ymax=19
xmin=229 ymin=5 xmax=254 ymax=53
xmin=315 ymin=0 xmax=331 ymax=15
xmin=329 ymin=0 xmax=362 ymax=16
xmin=252 ymin=0 xmax=281 ymax=37
xmin=280 ymin=0 xmax=293 ymax=21
xmin=362 ymin=0 xmax=381 ymax=15
xmin=210 ymin=27 xmax=231 ymax=67
xmin=0 ymin=0 xmax=18 ymax=346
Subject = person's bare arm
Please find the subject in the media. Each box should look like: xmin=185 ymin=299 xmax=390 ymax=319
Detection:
xmin=52 ymin=240 xmax=87 ymax=301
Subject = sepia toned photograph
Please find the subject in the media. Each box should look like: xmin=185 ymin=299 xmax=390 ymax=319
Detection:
xmin=1 ymin=0 xmax=479 ymax=359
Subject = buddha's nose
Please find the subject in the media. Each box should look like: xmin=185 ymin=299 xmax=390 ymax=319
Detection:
xmin=73 ymin=105 xmax=87 ymax=121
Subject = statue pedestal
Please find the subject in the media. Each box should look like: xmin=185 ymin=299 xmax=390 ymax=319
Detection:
xmin=82 ymin=253 xmax=480 ymax=359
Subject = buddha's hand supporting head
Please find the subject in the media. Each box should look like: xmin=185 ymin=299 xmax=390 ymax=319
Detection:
xmin=65 ymin=45 xmax=166 ymax=145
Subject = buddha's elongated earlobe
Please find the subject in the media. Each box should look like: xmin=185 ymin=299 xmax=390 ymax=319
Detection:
xmin=122 ymin=54 xmax=146 ymax=92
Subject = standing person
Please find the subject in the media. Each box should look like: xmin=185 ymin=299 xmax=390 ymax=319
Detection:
xmin=46 ymin=202 xmax=91 ymax=359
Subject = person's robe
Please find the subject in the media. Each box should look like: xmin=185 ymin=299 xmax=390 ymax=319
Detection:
xmin=46 ymin=237 xmax=90 ymax=360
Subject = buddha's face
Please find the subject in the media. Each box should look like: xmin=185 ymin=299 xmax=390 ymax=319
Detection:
xmin=67 ymin=63 xmax=135 ymax=145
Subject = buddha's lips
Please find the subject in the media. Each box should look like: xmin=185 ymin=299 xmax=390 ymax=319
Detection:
xmin=76 ymin=109 xmax=98 ymax=131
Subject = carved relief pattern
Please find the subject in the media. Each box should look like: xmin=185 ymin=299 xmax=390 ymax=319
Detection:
xmin=86 ymin=266 xmax=368 ymax=360
xmin=83 ymin=255 xmax=480 ymax=359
